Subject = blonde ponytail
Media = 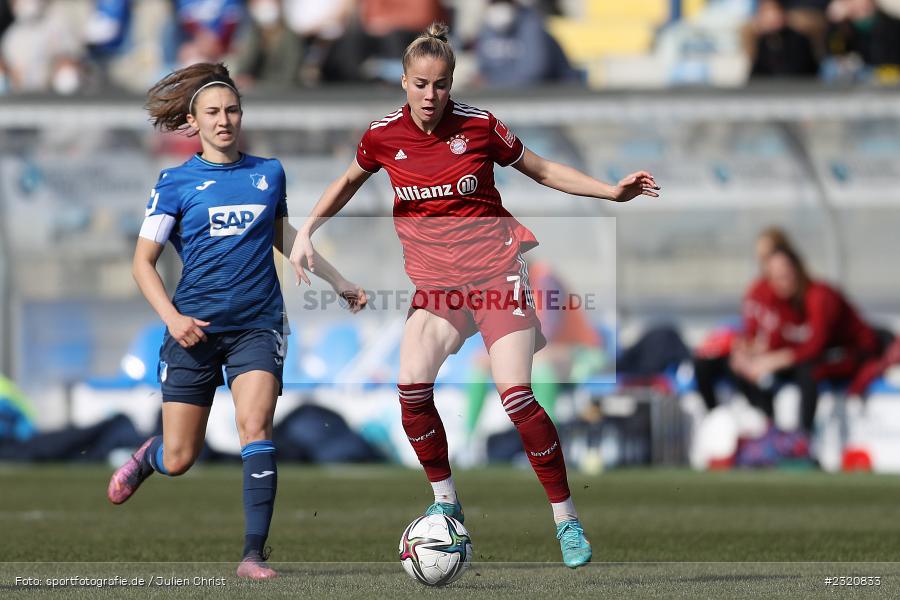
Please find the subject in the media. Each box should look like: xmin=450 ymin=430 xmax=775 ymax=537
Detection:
xmin=402 ymin=22 xmax=455 ymax=73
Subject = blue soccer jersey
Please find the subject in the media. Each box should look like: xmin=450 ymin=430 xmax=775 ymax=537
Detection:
xmin=142 ymin=153 xmax=289 ymax=333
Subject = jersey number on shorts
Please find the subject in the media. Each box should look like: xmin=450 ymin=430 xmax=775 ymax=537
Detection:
xmin=507 ymin=275 xmax=525 ymax=317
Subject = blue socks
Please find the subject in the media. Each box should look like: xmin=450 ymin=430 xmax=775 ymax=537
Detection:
xmin=143 ymin=436 xmax=170 ymax=476
xmin=241 ymin=440 xmax=277 ymax=558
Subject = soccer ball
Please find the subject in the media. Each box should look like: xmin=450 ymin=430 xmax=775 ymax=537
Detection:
xmin=399 ymin=514 xmax=472 ymax=586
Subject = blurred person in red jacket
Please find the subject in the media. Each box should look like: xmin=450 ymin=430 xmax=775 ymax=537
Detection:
xmin=694 ymin=227 xmax=796 ymax=412
xmin=733 ymin=244 xmax=880 ymax=432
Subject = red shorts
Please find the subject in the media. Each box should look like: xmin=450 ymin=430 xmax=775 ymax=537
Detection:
xmin=408 ymin=270 xmax=547 ymax=353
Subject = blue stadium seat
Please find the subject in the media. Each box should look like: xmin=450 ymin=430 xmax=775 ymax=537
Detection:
xmin=865 ymin=377 xmax=900 ymax=395
xmin=86 ymin=323 xmax=165 ymax=389
xmin=284 ymin=321 xmax=362 ymax=389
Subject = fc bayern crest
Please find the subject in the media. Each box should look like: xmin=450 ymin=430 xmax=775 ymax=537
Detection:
xmin=448 ymin=134 xmax=469 ymax=155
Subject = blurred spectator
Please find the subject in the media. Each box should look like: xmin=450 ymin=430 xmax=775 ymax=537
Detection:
xmin=474 ymin=0 xmax=580 ymax=88
xmin=0 ymin=0 xmax=86 ymax=94
xmin=81 ymin=0 xmax=176 ymax=94
xmin=0 ymin=0 xmax=12 ymax=37
xmin=321 ymin=0 xmax=447 ymax=82
xmin=732 ymin=245 xmax=880 ymax=434
xmin=83 ymin=0 xmax=131 ymax=92
xmin=784 ymin=0 xmax=830 ymax=60
xmin=871 ymin=0 xmax=900 ymax=72
xmin=823 ymin=0 xmax=900 ymax=80
xmin=748 ymin=0 xmax=821 ymax=77
xmin=169 ymin=0 xmax=245 ymax=67
xmin=824 ymin=0 xmax=877 ymax=81
xmin=283 ymin=0 xmax=353 ymax=85
xmin=694 ymin=227 xmax=795 ymax=414
xmin=85 ymin=0 xmax=131 ymax=56
xmin=233 ymin=0 xmax=303 ymax=88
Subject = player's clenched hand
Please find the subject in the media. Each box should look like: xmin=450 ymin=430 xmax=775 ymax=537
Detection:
xmin=289 ymin=230 xmax=315 ymax=286
xmin=334 ymin=279 xmax=368 ymax=314
xmin=166 ymin=313 xmax=210 ymax=348
xmin=611 ymin=171 xmax=659 ymax=202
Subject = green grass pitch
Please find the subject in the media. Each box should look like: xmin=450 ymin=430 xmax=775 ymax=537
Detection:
xmin=2 ymin=464 xmax=899 ymax=598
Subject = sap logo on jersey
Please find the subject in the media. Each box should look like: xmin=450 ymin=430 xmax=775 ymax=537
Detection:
xmin=208 ymin=204 xmax=267 ymax=236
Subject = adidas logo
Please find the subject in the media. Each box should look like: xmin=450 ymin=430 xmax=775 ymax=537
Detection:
xmin=394 ymin=149 xmax=408 ymax=160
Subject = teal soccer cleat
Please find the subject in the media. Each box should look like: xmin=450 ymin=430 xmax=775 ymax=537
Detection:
xmin=424 ymin=501 xmax=465 ymax=524
xmin=556 ymin=519 xmax=592 ymax=568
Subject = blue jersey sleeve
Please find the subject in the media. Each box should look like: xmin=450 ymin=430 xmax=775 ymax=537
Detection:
xmin=274 ymin=161 xmax=288 ymax=219
xmin=144 ymin=170 xmax=181 ymax=218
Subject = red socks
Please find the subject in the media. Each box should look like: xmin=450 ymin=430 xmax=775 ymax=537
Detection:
xmin=399 ymin=383 xmax=570 ymax=504
xmin=501 ymin=385 xmax=571 ymax=503
xmin=398 ymin=383 xmax=451 ymax=482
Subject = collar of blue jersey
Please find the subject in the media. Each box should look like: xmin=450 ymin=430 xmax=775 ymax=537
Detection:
xmin=193 ymin=152 xmax=246 ymax=167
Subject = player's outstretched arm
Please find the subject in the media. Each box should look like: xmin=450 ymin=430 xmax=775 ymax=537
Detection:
xmin=275 ymin=218 xmax=367 ymax=313
xmin=512 ymin=147 xmax=659 ymax=202
xmin=132 ymin=237 xmax=209 ymax=347
xmin=289 ymin=161 xmax=372 ymax=284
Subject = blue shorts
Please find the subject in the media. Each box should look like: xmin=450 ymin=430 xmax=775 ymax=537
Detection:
xmin=158 ymin=328 xmax=286 ymax=406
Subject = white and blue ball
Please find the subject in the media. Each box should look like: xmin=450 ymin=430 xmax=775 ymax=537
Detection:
xmin=399 ymin=514 xmax=472 ymax=586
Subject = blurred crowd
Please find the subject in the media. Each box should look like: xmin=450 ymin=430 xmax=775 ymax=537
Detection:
xmin=1 ymin=0 xmax=899 ymax=96
xmin=0 ymin=0 xmax=580 ymax=95
xmin=747 ymin=0 xmax=900 ymax=82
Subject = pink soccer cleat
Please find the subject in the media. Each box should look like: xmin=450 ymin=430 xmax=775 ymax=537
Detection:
xmin=236 ymin=550 xmax=277 ymax=580
xmin=107 ymin=437 xmax=156 ymax=505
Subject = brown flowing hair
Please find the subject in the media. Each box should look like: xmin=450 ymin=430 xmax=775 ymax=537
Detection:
xmin=145 ymin=63 xmax=241 ymax=136
xmin=769 ymin=243 xmax=812 ymax=308
xmin=402 ymin=22 xmax=456 ymax=74
xmin=757 ymin=226 xmax=794 ymax=255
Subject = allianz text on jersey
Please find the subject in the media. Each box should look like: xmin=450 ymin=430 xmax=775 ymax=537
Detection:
xmin=395 ymin=175 xmax=478 ymax=201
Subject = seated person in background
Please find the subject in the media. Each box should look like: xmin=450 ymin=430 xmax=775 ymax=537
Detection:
xmin=734 ymin=245 xmax=881 ymax=433
xmin=474 ymin=0 xmax=580 ymax=88
xmin=824 ymin=0 xmax=877 ymax=74
xmin=233 ymin=0 xmax=303 ymax=89
xmin=171 ymin=0 xmax=244 ymax=66
xmin=464 ymin=260 xmax=605 ymax=439
xmin=694 ymin=226 xmax=795 ymax=412
xmin=320 ymin=0 xmax=446 ymax=82
xmin=749 ymin=0 xmax=821 ymax=77
xmin=1 ymin=0 xmax=85 ymax=94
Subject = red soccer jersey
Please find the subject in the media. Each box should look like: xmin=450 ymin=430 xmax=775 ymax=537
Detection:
xmin=741 ymin=278 xmax=794 ymax=350
xmin=356 ymin=100 xmax=536 ymax=288
xmin=785 ymin=282 xmax=879 ymax=364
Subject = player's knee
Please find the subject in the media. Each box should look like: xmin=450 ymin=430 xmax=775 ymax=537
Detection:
xmin=398 ymin=370 xmax=432 ymax=386
xmin=237 ymin=418 xmax=270 ymax=445
xmin=163 ymin=449 xmax=197 ymax=476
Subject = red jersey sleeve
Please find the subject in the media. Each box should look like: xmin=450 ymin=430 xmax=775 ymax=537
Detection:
xmin=792 ymin=284 xmax=841 ymax=363
xmin=741 ymin=278 xmax=769 ymax=339
xmin=355 ymin=127 xmax=382 ymax=173
xmin=487 ymin=112 xmax=525 ymax=167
